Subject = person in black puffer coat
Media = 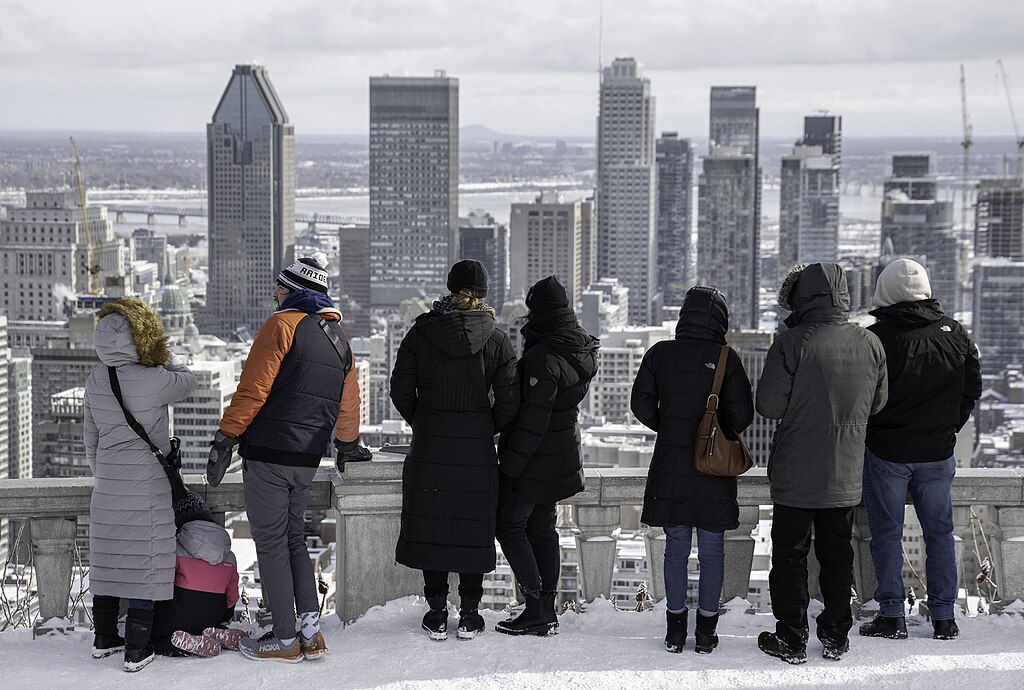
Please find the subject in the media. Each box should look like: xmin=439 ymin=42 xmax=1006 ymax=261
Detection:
xmin=391 ymin=260 xmax=520 ymax=641
xmin=631 ymin=286 xmax=754 ymax=655
xmin=494 ymin=275 xmax=599 ymax=637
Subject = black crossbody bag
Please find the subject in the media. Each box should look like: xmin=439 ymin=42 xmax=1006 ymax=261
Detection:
xmin=108 ymin=366 xmax=188 ymax=503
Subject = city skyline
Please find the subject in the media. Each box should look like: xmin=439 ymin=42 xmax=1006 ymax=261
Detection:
xmin=2 ymin=1 xmax=1024 ymax=138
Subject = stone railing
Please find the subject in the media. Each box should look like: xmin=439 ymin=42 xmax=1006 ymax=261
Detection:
xmin=3 ymin=458 xmax=1023 ymax=635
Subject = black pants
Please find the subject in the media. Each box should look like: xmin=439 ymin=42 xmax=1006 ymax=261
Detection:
xmin=769 ymin=504 xmax=854 ymax=648
xmin=422 ymin=570 xmax=484 ymax=609
xmin=494 ymin=488 xmax=560 ymax=595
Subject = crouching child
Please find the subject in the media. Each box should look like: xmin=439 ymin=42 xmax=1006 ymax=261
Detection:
xmin=151 ymin=492 xmax=248 ymax=657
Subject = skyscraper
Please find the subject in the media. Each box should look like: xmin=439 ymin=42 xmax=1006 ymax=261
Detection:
xmin=338 ymin=224 xmax=372 ymax=338
xmin=369 ymin=72 xmax=459 ymax=308
xmin=459 ymin=211 xmax=508 ymax=308
xmin=880 ymin=153 xmax=960 ymax=311
xmin=698 ymin=87 xmax=761 ymax=329
xmin=656 ymin=133 xmax=693 ymax=307
xmin=205 ymin=64 xmax=295 ymax=340
xmin=510 ymin=192 xmax=583 ymax=307
xmin=972 ymin=260 xmax=1024 ymax=376
xmin=597 ymin=57 xmax=659 ymax=326
xmin=975 ymin=178 xmax=1024 ymax=260
xmin=778 ymin=116 xmax=842 ymax=278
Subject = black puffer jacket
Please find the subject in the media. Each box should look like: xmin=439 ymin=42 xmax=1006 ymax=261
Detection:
xmin=631 ymin=288 xmax=754 ymax=531
xmin=498 ymin=308 xmax=599 ymax=504
xmin=757 ymin=263 xmax=888 ymax=509
xmin=391 ymin=308 xmax=520 ymax=574
xmin=867 ymin=299 xmax=981 ymax=462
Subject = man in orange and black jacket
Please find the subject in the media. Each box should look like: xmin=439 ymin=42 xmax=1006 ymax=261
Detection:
xmin=207 ymin=254 xmax=367 ymax=663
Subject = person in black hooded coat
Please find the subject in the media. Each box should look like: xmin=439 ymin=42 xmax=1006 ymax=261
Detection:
xmin=494 ymin=275 xmax=599 ymax=637
xmin=630 ymin=286 xmax=754 ymax=654
xmin=390 ymin=260 xmax=520 ymax=641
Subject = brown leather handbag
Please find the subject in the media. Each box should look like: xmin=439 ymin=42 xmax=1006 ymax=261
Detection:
xmin=694 ymin=346 xmax=753 ymax=477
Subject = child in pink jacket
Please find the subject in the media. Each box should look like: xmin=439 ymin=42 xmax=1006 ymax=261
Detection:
xmin=152 ymin=492 xmax=247 ymax=657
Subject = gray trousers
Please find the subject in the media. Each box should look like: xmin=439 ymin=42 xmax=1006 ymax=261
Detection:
xmin=243 ymin=459 xmax=319 ymax=640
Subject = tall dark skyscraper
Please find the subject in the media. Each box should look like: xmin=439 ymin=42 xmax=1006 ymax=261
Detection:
xmin=369 ymin=72 xmax=459 ymax=308
xmin=656 ymin=132 xmax=693 ymax=307
xmin=459 ymin=211 xmax=508 ymax=308
xmin=779 ymin=115 xmax=842 ymax=278
xmin=205 ymin=64 xmax=295 ymax=339
xmin=976 ymin=179 xmax=1024 ymax=260
xmin=338 ymin=224 xmax=371 ymax=338
xmin=880 ymin=153 xmax=960 ymax=311
xmin=597 ymin=57 xmax=659 ymax=326
xmin=698 ymin=87 xmax=760 ymax=329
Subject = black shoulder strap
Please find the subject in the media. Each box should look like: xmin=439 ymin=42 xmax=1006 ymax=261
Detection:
xmin=309 ymin=314 xmax=352 ymax=377
xmin=108 ymin=366 xmax=163 ymax=458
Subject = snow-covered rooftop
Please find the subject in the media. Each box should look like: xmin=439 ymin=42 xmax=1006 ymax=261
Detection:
xmin=6 ymin=597 xmax=1024 ymax=689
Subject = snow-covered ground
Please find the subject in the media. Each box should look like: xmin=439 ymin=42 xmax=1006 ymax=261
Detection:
xmin=5 ymin=597 xmax=1024 ymax=689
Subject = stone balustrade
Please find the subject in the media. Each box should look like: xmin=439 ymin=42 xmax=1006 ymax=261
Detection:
xmin=2 ymin=458 xmax=1023 ymax=636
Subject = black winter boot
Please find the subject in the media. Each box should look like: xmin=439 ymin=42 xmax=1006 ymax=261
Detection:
xmin=859 ymin=614 xmax=908 ymax=640
xmin=123 ymin=607 xmax=155 ymax=672
xmin=932 ymin=618 xmax=959 ymax=640
xmin=457 ymin=593 xmax=484 ymax=640
xmin=540 ymin=591 xmax=559 ymax=633
xmin=664 ymin=609 xmax=688 ymax=653
xmin=422 ymin=596 xmax=449 ymax=641
xmin=758 ymin=630 xmax=807 ymax=665
xmin=694 ymin=612 xmax=719 ymax=654
xmin=495 ymin=592 xmax=555 ymax=636
xmin=91 ymin=596 xmax=125 ymax=659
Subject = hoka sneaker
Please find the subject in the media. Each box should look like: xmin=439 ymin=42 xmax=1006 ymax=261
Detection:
xmin=202 ymin=626 xmax=249 ymax=651
xmin=238 ymin=632 xmax=303 ymax=663
xmin=300 ymin=631 xmax=328 ymax=659
xmin=171 ymin=630 xmax=221 ymax=658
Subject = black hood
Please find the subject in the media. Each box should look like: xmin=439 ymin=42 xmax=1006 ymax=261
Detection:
xmin=415 ymin=309 xmax=496 ymax=357
xmin=675 ymin=286 xmax=729 ymax=344
xmin=781 ymin=263 xmax=850 ymax=329
xmin=869 ymin=298 xmax=945 ymax=327
xmin=522 ymin=307 xmax=600 ymax=383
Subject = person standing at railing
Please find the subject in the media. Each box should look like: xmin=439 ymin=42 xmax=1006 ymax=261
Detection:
xmin=756 ymin=263 xmax=888 ymax=665
xmin=859 ymin=259 xmax=981 ymax=642
xmin=494 ymin=275 xmax=599 ymax=637
xmin=207 ymin=253 xmax=368 ymax=663
xmin=84 ymin=298 xmax=198 ymax=672
xmin=391 ymin=260 xmax=520 ymax=641
xmin=630 ymin=286 xmax=754 ymax=654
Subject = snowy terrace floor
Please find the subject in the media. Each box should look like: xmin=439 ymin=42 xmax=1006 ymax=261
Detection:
xmin=6 ymin=598 xmax=1024 ymax=689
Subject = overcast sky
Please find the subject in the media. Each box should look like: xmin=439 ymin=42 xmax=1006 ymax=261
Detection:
xmin=2 ymin=0 xmax=1024 ymax=139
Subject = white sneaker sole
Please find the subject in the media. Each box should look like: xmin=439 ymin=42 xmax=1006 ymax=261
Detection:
xmin=238 ymin=647 xmax=305 ymax=663
xmin=422 ymin=625 xmax=448 ymax=641
xmin=123 ymin=654 xmax=154 ymax=673
xmin=93 ymin=645 xmax=124 ymax=659
xmin=456 ymin=628 xmax=482 ymax=640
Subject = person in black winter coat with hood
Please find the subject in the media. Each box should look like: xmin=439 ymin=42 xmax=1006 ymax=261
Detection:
xmin=859 ymin=259 xmax=981 ymax=642
xmin=495 ymin=275 xmax=600 ymax=637
xmin=391 ymin=260 xmax=520 ymax=641
xmin=631 ymin=286 xmax=754 ymax=655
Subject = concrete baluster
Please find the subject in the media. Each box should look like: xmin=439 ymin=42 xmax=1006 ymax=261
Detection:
xmin=642 ymin=527 xmax=666 ymax=602
xmin=722 ymin=506 xmax=758 ymax=607
xmin=993 ymin=506 xmax=1024 ymax=613
xmin=850 ymin=506 xmax=876 ymax=617
xmin=574 ymin=505 xmax=620 ymax=603
xmin=30 ymin=516 xmax=77 ymax=637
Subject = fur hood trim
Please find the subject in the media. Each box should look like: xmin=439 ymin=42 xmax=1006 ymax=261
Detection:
xmin=777 ymin=264 xmax=808 ymax=311
xmin=97 ymin=298 xmax=171 ymax=367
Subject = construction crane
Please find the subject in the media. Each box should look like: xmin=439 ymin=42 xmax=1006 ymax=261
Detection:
xmin=959 ymin=65 xmax=973 ymax=234
xmin=69 ymin=137 xmax=102 ymax=294
xmin=997 ymin=59 xmax=1024 ymax=180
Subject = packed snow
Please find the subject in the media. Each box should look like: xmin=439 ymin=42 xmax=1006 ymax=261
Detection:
xmin=5 ymin=597 xmax=1024 ymax=689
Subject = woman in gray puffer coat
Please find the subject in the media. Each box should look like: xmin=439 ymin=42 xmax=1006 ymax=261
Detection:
xmin=84 ymin=298 xmax=197 ymax=672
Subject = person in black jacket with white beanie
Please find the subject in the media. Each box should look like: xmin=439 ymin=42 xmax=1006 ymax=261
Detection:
xmin=495 ymin=275 xmax=599 ymax=637
xmin=859 ymin=258 xmax=981 ymax=642
xmin=631 ymin=286 xmax=754 ymax=654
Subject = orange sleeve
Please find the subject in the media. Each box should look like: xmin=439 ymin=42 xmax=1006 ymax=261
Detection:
xmin=219 ymin=313 xmax=299 ymax=438
xmin=334 ymin=353 xmax=361 ymax=442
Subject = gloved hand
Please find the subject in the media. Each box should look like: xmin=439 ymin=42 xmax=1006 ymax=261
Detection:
xmin=207 ymin=430 xmax=239 ymax=487
xmin=334 ymin=438 xmax=372 ymax=473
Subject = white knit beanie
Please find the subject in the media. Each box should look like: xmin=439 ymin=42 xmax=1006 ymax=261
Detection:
xmin=873 ymin=258 xmax=932 ymax=307
xmin=277 ymin=252 xmax=329 ymax=293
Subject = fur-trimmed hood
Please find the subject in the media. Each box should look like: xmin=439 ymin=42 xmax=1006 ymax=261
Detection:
xmin=778 ymin=263 xmax=850 ymax=328
xmin=94 ymin=298 xmax=171 ymax=367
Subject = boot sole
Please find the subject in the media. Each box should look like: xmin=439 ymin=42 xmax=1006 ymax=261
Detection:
xmin=859 ymin=630 xmax=908 ymax=640
xmin=93 ymin=645 xmax=125 ymax=659
xmin=123 ymin=655 xmax=155 ymax=673
xmin=494 ymin=623 xmax=556 ymax=637
xmin=456 ymin=628 xmax=482 ymax=640
xmin=665 ymin=643 xmax=684 ymax=653
xmin=422 ymin=625 xmax=448 ymax=641
xmin=759 ymin=645 xmax=807 ymax=665
xmin=695 ymin=645 xmax=717 ymax=654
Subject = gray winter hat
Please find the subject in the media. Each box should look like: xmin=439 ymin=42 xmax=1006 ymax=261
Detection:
xmin=874 ymin=258 xmax=931 ymax=307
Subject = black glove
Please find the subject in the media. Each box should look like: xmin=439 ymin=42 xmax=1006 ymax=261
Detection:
xmin=334 ymin=438 xmax=372 ymax=473
xmin=207 ymin=431 xmax=239 ymax=487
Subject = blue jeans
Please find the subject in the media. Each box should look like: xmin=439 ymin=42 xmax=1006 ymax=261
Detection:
xmin=663 ymin=525 xmax=724 ymax=616
xmin=863 ymin=448 xmax=958 ymax=620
